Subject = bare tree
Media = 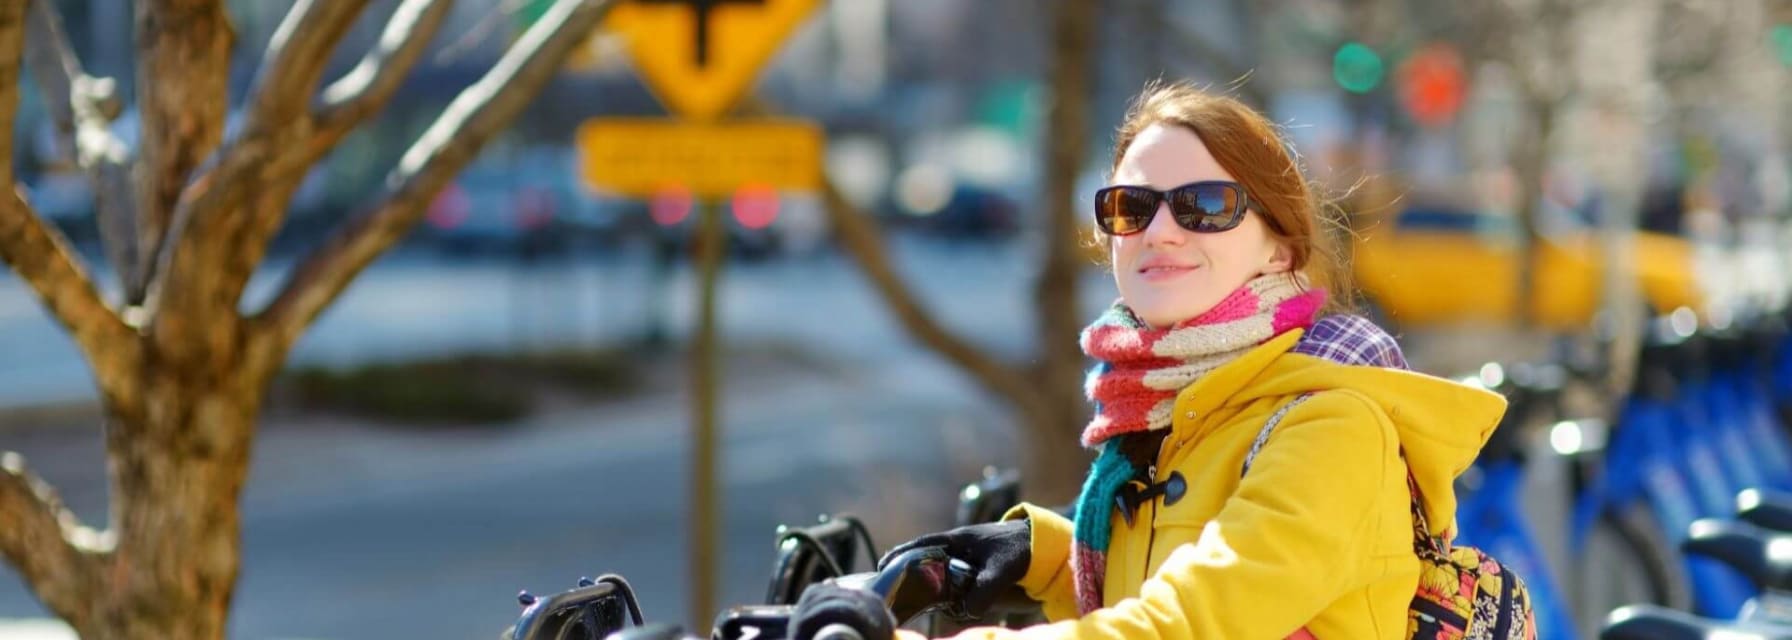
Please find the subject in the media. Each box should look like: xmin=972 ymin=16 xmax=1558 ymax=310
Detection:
xmin=0 ymin=0 xmax=617 ymax=637
xmin=799 ymin=0 xmax=1100 ymax=504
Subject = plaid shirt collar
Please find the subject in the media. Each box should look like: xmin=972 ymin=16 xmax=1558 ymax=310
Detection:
xmin=1291 ymin=314 xmax=1409 ymax=370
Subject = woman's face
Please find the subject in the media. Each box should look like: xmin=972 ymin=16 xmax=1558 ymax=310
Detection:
xmin=1109 ymin=123 xmax=1290 ymax=329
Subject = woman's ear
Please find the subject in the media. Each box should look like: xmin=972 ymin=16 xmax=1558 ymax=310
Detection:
xmin=1262 ymin=242 xmax=1294 ymax=274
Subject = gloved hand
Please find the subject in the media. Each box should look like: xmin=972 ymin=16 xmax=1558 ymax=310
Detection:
xmin=789 ymin=582 xmax=896 ymax=640
xmin=877 ymin=519 xmax=1031 ymax=616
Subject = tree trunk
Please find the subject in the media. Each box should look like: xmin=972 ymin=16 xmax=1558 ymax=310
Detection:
xmin=1028 ymin=0 xmax=1097 ymax=506
xmin=1018 ymin=402 xmax=1094 ymax=508
xmin=80 ymin=382 xmax=259 ymax=639
xmin=1512 ymin=97 xmax=1555 ymax=327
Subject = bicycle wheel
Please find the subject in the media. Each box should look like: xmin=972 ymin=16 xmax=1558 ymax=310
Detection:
xmin=1574 ymin=503 xmax=1687 ymax=639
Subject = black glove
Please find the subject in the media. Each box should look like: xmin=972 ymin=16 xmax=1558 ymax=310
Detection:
xmin=789 ymin=582 xmax=896 ymax=640
xmin=877 ymin=519 xmax=1031 ymax=617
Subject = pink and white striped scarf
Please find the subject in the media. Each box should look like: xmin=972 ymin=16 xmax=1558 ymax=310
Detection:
xmin=1080 ymin=273 xmax=1327 ymax=448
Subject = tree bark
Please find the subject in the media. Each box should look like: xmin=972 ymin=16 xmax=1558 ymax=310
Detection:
xmin=96 ymin=385 xmax=262 ymax=639
xmin=133 ymin=0 xmax=233 ymax=300
xmin=0 ymin=451 xmax=109 ymax=637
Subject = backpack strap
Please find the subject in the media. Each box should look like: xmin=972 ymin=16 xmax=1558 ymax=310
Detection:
xmin=1241 ymin=393 xmax=1449 ymax=555
xmin=1405 ymin=470 xmax=1449 ymax=555
xmin=1241 ymin=393 xmax=1313 ymax=477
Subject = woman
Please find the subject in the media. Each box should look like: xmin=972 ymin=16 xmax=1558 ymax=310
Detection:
xmin=791 ymin=81 xmax=1508 ymax=640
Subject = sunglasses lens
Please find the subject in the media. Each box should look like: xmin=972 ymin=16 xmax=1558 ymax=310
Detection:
xmin=1096 ymin=187 xmax=1158 ymax=235
xmin=1168 ymin=184 xmax=1240 ymax=232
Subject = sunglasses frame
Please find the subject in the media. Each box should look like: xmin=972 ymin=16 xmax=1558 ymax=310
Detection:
xmin=1092 ymin=180 xmax=1257 ymax=236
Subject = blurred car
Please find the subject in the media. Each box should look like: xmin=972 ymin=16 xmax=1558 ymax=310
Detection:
xmin=1351 ymin=203 xmax=1703 ymax=330
xmin=421 ymin=172 xmax=562 ymax=256
xmin=884 ymin=184 xmax=1021 ymax=241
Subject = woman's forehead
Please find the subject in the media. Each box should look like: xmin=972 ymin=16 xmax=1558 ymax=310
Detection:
xmin=1112 ymin=123 xmax=1235 ymax=188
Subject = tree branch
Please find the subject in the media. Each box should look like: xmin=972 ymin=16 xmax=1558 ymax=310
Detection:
xmin=0 ymin=452 xmax=111 ymax=630
xmin=251 ymin=0 xmax=619 ymax=367
xmin=23 ymin=0 xmax=141 ymax=299
xmin=0 ymin=191 xmax=144 ymax=412
xmin=817 ymin=179 xmax=1047 ymax=414
xmin=311 ymin=0 xmax=457 ymax=165
xmin=242 ymin=0 xmax=372 ymax=134
xmin=0 ymin=1 xmax=18 ymax=185
xmin=731 ymin=94 xmax=1050 ymax=419
xmin=133 ymin=0 xmax=233 ymax=300
xmin=0 ymin=12 xmax=111 ymax=624
xmin=144 ymin=0 xmax=371 ymax=348
xmin=1 ymin=5 xmax=141 ymax=414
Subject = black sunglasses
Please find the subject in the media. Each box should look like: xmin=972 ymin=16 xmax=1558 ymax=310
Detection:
xmin=1093 ymin=181 xmax=1255 ymax=236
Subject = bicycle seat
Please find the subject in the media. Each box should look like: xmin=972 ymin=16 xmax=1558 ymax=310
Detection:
xmin=1739 ymin=489 xmax=1792 ymax=533
xmin=1682 ymin=518 xmax=1792 ymax=592
xmin=766 ymin=515 xmax=879 ymax=605
xmin=1602 ymin=604 xmax=1792 ymax=640
xmin=957 ymin=468 xmax=1022 ymax=527
xmin=507 ymin=575 xmax=644 ymax=640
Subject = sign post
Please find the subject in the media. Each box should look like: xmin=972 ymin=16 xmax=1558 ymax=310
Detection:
xmin=579 ymin=0 xmax=823 ymax=629
xmin=690 ymin=197 xmax=725 ymax=633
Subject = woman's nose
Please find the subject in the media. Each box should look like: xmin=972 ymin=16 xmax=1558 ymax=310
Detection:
xmin=1141 ymin=202 xmax=1184 ymax=247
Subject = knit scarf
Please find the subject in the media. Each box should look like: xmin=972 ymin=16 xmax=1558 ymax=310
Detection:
xmin=1070 ymin=273 xmax=1326 ymax=615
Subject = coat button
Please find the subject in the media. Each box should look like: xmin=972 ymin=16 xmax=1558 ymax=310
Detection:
xmin=1162 ymin=471 xmax=1188 ymax=506
xmin=1184 ymin=410 xmax=1197 ymax=419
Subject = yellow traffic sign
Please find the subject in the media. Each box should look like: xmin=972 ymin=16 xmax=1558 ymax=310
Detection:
xmin=603 ymin=0 xmax=822 ymax=120
xmin=576 ymin=118 xmax=823 ymax=198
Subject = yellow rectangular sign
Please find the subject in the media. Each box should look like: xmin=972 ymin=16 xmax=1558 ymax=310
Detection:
xmin=575 ymin=118 xmax=823 ymax=199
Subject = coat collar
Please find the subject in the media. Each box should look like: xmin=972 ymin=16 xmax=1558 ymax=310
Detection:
xmin=1162 ymin=328 xmax=1306 ymax=452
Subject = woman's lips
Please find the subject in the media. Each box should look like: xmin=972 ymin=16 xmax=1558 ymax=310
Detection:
xmin=1137 ymin=264 xmax=1197 ymax=282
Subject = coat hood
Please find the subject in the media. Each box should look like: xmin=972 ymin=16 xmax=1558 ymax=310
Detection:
xmin=1198 ymin=316 xmax=1508 ymax=537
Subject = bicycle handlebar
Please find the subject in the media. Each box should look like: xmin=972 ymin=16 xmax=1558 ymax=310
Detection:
xmin=712 ymin=545 xmax=1034 ymax=640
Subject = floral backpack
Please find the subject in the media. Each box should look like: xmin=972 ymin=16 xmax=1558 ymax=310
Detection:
xmin=1244 ymin=394 xmax=1537 ymax=640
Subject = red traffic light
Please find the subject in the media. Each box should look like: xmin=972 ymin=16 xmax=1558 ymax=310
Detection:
xmin=1397 ymin=44 xmax=1467 ymax=128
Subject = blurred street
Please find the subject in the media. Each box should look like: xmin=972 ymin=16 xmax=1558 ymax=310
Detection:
xmin=0 ymin=240 xmax=1095 ymax=407
xmin=0 ymin=240 xmax=1060 ymax=639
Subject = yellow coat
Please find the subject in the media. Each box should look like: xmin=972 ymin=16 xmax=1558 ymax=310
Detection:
xmin=938 ymin=328 xmax=1507 ymax=639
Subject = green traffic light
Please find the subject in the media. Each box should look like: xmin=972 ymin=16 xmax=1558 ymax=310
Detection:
xmin=1774 ymin=24 xmax=1792 ymax=67
xmin=1333 ymin=42 xmax=1384 ymax=94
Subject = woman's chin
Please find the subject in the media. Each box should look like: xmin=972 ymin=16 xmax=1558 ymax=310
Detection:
xmin=1134 ymin=307 xmax=1198 ymax=330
